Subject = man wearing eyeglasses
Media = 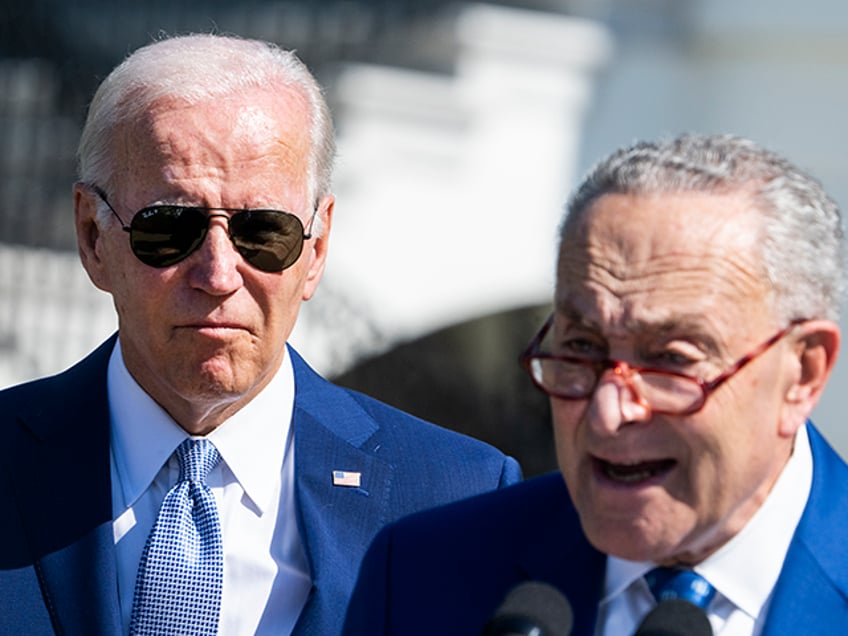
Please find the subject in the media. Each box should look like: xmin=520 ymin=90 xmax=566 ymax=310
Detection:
xmin=343 ymin=134 xmax=848 ymax=635
xmin=0 ymin=34 xmax=521 ymax=635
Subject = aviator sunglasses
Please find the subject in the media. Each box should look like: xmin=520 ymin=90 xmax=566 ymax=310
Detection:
xmin=90 ymin=185 xmax=316 ymax=272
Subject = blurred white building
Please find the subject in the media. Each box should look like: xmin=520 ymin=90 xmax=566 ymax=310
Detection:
xmin=2 ymin=0 xmax=847 ymax=457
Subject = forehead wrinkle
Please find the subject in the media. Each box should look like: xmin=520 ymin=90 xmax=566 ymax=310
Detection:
xmin=556 ymin=251 xmax=762 ymax=358
xmin=554 ymin=190 xmax=781 ymax=373
xmin=559 ymin=229 xmax=767 ymax=304
xmin=233 ymin=101 xmax=310 ymax=185
xmin=564 ymin=189 xmax=768 ymax=284
xmin=555 ymin=290 xmax=716 ymax=336
xmin=554 ymin=296 xmax=724 ymax=356
xmin=153 ymin=121 xmax=281 ymax=185
xmin=115 ymin=91 xmax=311 ymax=211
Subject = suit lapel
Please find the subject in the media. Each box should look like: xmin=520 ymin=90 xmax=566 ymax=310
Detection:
xmin=37 ymin=523 xmax=122 ymax=635
xmin=507 ymin=424 xmax=848 ymax=636
xmin=762 ymin=424 xmax=848 ymax=634
xmin=6 ymin=338 xmax=121 ymax=635
xmin=763 ymin=540 xmax=848 ymax=635
xmin=514 ymin=475 xmax=606 ymax=636
xmin=288 ymin=347 xmax=395 ymax=634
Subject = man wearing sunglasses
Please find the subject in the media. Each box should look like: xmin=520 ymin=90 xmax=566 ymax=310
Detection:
xmin=0 ymin=34 xmax=520 ymax=635
xmin=343 ymin=134 xmax=848 ymax=635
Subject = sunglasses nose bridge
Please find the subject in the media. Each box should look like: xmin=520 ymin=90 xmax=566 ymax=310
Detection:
xmin=182 ymin=212 xmax=237 ymax=263
xmin=202 ymin=212 xmax=237 ymax=244
xmin=185 ymin=213 xmax=247 ymax=291
xmin=204 ymin=212 xmax=232 ymax=228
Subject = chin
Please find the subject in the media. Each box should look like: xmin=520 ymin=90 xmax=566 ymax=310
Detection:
xmin=581 ymin=512 xmax=686 ymax=563
xmin=190 ymin=359 xmax=251 ymax=395
xmin=589 ymin=533 xmax=656 ymax=562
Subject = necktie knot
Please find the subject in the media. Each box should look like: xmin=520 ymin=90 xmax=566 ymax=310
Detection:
xmin=176 ymin=438 xmax=220 ymax=484
xmin=645 ymin=567 xmax=716 ymax=609
xmin=131 ymin=437 xmax=223 ymax=635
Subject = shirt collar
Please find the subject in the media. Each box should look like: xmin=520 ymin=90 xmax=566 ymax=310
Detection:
xmin=698 ymin=423 xmax=812 ymax=619
xmin=108 ymin=339 xmax=295 ymax=515
xmin=602 ymin=558 xmax=652 ymax=605
xmin=602 ymin=424 xmax=813 ymax=617
xmin=205 ymin=351 xmax=294 ymax=514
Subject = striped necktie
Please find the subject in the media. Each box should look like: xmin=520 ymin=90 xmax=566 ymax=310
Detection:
xmin=130 ymin=438 xmax=224 ymax=635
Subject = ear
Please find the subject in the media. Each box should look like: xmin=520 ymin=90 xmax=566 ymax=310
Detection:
xmin=301 ymin=194 xmax=334 ymax=301
xmin=779 ymin=319 xmax=840 ymax=437
xmin=74 ymin=182 xmax=113 ymax=292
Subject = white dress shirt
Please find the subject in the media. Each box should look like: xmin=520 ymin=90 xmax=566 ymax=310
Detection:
xmin=108 ymin=339 xmax=311 ymax=635
xmin=596 ymin=425 xmax=813 ymax=636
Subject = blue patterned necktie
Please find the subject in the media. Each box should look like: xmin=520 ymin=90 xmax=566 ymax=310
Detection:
xmin=645 ymin=567 xmax=716 ymax=609
xmin=130 ymin=438 xmax=224 ymax=635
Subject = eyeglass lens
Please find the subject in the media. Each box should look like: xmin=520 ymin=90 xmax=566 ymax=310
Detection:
xmin=522 ymin=314 xmax=798 ymax=415
xmin=129 ymin=206 xmax=307 ymax=272
xmin=526 ymin=358 xmax=705 ymax=414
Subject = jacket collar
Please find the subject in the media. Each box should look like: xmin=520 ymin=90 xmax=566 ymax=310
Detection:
xmin=4 ymin=336 xmax=120 ymax=635
xmin=287 ymin=345 xmax=395 ymax=634
xmin=762 ymin=422 xmax=848 ymax=633
xmin=512 ymin=473 xmax=606 ymax=636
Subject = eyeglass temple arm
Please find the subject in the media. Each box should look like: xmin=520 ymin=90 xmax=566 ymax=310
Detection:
xmin=303 ymin=198 xmax=325 ymax=240
xmin=88 ymin=184 xmax=131 ymax=232
xmin=702 ymin=319 xmax=806 ymax=392
xmin=519 ymin=313 xmax=555 ymax=365
xmin=91 ymin=183 xmax=322 ymax=239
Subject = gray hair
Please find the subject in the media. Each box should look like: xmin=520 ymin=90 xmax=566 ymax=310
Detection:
xmin=562 ymin=134 xmax=845 ymax=322
xmin=77 ymin=33 xmax=336 ymax=233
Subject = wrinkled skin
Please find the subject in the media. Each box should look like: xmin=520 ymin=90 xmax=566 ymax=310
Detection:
xmin=551 ymin=191 xmax=838 ymax=565
xmin=75 ymin=85 xmax=333 ymax=435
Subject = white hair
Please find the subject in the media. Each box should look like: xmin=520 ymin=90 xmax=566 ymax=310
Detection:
xmin=562 ymin=134 xmax=845 ymax=321
xmin=77 ymin=33 xmax=335 ymax=234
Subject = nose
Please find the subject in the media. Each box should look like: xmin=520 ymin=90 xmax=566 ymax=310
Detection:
xmin=586 ymin=362 xmax=652 ymax=435
xmin=186 ymin=216 xmax=244 ymax=295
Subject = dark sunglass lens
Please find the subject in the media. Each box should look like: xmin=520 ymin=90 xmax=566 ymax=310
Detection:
xmin=129 ymin=207 xmax=208 ymax=267
xmin=229 ymin=210 xmax=305 ymax=272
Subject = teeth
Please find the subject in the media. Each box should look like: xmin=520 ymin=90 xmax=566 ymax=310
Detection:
xmin=602 ymin=459 xmax=672 ymax=483
xmin=605 ymin=464 xmax=653 ymax=483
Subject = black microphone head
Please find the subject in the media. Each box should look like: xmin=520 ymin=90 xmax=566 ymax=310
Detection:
xmin=482 ymin=581 xmax=574 ymax=636
xmin=634 ymin=599 xmax=713 ymax=636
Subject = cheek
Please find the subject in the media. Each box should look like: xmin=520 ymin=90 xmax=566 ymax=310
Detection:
xmin=699 ymin=380 xmax=780 ymax=471
xmin=252 ymin=273 xmax=308 ymax=338
xmin=550 ymin=400 xmax=587 ymax=469
xmin=673 ymin=398 xmax=769 ymax=523
xmin=109 ymin=262 xmax=177 ymax=329
xmin=91 ymin=230 xmax=131 ymax=292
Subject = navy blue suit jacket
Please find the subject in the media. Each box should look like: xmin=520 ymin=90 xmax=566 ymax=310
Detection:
xmin=0 ymin=336 xmax=521 ymax=635
xmin=343 ymin=423 xmax=848 ymax=635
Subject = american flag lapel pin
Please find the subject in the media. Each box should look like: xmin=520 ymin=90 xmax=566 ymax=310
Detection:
xmin=333 ymin=470 xmax=361 ymax=487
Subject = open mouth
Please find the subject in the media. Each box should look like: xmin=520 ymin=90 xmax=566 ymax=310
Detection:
xmin=596 ymin=458 xmax=676 ymax=484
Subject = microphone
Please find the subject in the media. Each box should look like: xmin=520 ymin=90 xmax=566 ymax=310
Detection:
xmin=634 ymin=599 xmax=713 ymax=636
xmin=482 ymin=581 xmax=574 ymax=636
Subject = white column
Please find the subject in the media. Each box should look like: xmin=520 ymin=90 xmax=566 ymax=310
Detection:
xmin=294 ymin=4 xmax=611 ymax=374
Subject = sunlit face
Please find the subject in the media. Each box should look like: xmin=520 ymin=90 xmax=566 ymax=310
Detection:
xmin=552 ymin=191 xmax=800 ymax=565
xmin=75 ymin=85 xmax=332 ymax=433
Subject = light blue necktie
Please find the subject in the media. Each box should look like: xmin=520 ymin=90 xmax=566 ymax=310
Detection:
xmin=645 ymin=567 xmax=716 ymax=609
xmin=130 ymin=438 xmax=224 ymax=635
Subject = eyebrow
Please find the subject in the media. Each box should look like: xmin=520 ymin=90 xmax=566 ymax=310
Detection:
xmin=552 ymin=301 xmax=723 ymax=354
xmin=141 ymin=201 xmax=282 ymax=210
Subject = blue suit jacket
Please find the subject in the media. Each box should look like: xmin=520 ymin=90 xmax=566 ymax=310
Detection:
xmin=0 ymin=337 xmax=521 ymax=635
xmin=343 ymin=423 xmax=848 ymax=635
